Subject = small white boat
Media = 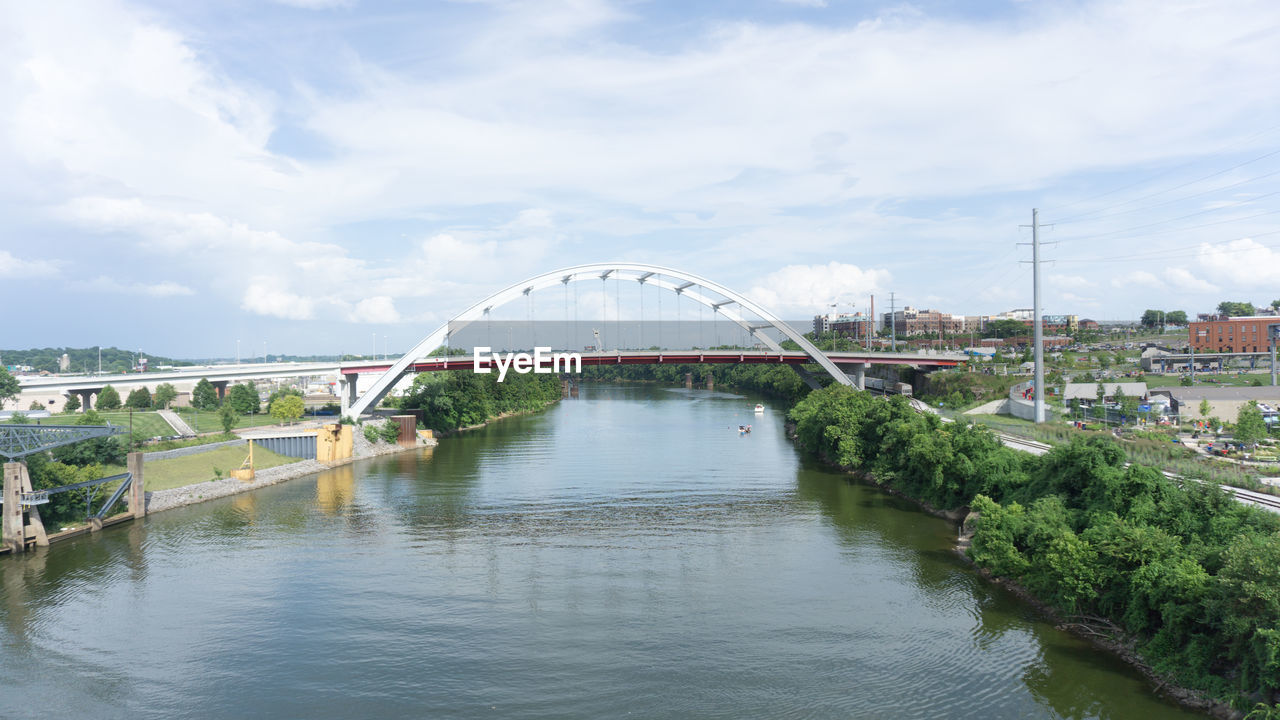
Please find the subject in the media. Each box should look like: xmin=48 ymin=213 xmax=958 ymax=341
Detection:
xmin=754 ymin=404 xmax=764 ymax=413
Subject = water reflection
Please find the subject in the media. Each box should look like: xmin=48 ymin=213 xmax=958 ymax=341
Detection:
xmin=0 ymin=383 xmax=1205 ymax=720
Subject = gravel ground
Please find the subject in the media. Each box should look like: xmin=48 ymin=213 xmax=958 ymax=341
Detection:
xmin=146 ymin=433 xmax=435 ymax=514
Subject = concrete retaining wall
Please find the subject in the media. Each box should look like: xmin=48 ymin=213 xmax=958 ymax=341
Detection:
xmin=1007 ymin=380 xmax=1055 ymax=422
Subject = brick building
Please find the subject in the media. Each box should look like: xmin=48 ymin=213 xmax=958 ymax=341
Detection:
xmin=1189 ymin=315 xmax=1280 ymax=353
xmin=882 ymin=306 xmax=969 ymax=336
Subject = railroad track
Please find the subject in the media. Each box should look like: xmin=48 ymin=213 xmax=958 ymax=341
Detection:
xmin=988 ymin=431 xmax=1280 ymax=514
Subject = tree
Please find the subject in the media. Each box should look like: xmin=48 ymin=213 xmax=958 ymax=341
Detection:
xmin=1272 ymin=299 xmax=1280 ymax=311
xmin=1140 ymin=310 xmax=1162 ymax=328
xmin=1236 ymin=400 xmax=1267 ymax=447
xmin=1093 ymin=382 xmax=1107 ymax=420
xmin=1199 ymin=399 xmax=1212 ymax=419
xmin=1165 ymin=310 xmax=1187 ymax=325
xmin=0 ymin=366 xmax=19 ymax=409
xmin=28 ymin=400 xmax=43 ymax=411
xmin=1217 ymin=301 xmax=1256 ymax=317
xmin=192 ymin=378 xmax=219 ymax=410
xmin=218 ymin=403 xmax=238 ymax=434
xmin=125 ymin=386 xmax=152 ymax=410
xmin=227 ymin=383 xmax=260 ymax=415
xmin=96 ymin=384 xmax=121 ymax=410
xmin=266 ymin=386 xmax=303 ymax=407
xmin=1113 ymin=386 xmax=1128 ymax=424
xmin=63 ymin=393 xmax=81 ymax=413
xmin=153 ymin=382 xmax=177 ymax=409
xmin=269 ymin=394 xmax=304 ymax=424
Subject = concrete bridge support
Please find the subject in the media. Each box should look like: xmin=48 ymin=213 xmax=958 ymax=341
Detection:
xmin=339 ymin=374 xmax=359 ymax=416
xmin=684 ymin=373 xmax=693 ymax=389
xmin=75 ymin=389 xmax=96 ymax=412
xmin=211 ymin=381 xmax=229 ymax=400
xmin=2 ymin=463 xmax=23 ymax=554
xmin=706 ymin=374 xmax=715 ymax=391
xmin=844 ymin=363 xmax=868 ymax=390
xmin=128 ymin=452 xmax=145 ymax=518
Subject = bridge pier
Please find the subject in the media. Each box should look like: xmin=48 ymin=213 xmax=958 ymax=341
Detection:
xmin=706 ymin=374 xmax=715 ymax=391
xmin=211 ymin=381 xmax=229 ymax=400
xmin=339 ymin=374 xmax=359 ymax=417
xmin=684 ymin=372 xmax=692 ymax=390
xmin=128 ymin=452 xmax=145 ymax=519
xmin=845 ymin=363 xmax=868 ymax=390
xmin=3 ymin=463 xmax=24 ymax=554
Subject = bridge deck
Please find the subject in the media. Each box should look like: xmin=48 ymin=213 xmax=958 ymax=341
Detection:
xmin=342 ymin=350 xmax=964 ymax=375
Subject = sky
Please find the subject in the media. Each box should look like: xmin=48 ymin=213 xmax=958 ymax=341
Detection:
xmin=2 ymin=0 xmax=1279 ymax=359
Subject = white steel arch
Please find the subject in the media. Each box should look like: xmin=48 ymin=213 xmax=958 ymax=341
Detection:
xmin=345 ymin=262 xmax=852 ymax=417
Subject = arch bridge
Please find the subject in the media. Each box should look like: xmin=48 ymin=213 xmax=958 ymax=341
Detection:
xmin=344 ymin=262 xmax=964 ymax=418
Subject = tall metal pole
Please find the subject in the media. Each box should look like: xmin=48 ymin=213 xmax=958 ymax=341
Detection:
xmin=889 ymin=292 xmax=897 ymax=352
xmin=1032 ymin=209 xmax=1046 ymax=423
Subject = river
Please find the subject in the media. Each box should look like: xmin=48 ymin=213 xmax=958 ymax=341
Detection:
xmin=0 ymin=384 xmax=1202 ymax=719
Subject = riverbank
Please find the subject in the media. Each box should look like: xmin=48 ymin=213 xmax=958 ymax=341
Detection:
xmin=788 ymin=385 xmax=1279 ymax=718
xmin=145 ymin=431 xmax=434 ymax=514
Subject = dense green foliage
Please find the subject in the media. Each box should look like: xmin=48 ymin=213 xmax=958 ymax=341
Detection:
xmin=192 ymin=378 xmax=219 ymax=410
xmin=1141 ymin=309 xmax=1187 ymax=327
xmin=62 ymin=392 xmax=81 ymax=412
xmin=579 ymin=361 xmax=818 ymax=406
xmin=0 ymin=366 xmax=19 ymax=408
xmin=398 ymin=371 xmax=563 ymax=432
xmin=226 ymin=382 xmax=260 ymax=415
xmin=0 ymin=346 xmax=192 ymax=374
xmin=1219 ymin=301 xmax=1258 ymax=317
xmin=125 ymin=386 xmax=152 ymax=410
xmin=153 ymin=382 xmax=177 ymax=409
xmin=0 ymin=411 xmax=127 ymax=527
xmin=269 ymin=395 xmax=304 ymax=423
xmin=95 ymin=384 xmax=121 ymax=410
xmin=1237 ymin=401 xmax=1268 ymax=447
xmin=789 ymin=385 xmax=1280 ymax=707
xmin=219 ymin=403 xmax=238 ymax=433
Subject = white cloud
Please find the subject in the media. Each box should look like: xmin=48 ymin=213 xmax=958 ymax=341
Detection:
xmin=349 ymin=296 xmax=401 ymax=324
xmin=87 ymin=276 xmax=194 ymax=297
xmin=1163 ymin=267 xmax=1218 ymax=294
xmin=271 ymin=0 xmax=354 ymax=8
xmin=0 ymin=250 xmax=57 ymax=278
xmin=1198 ymin=238 xmax=1280 ymax=288
xmin=241 ymin=280 xmax=316 ymax=320
xmin=747 ymin=262 xmax=891 ymax=316
xmin=1114 ymin=270 xmax=1162 ymax=290
xmin=1049 ymin=274 xmax=1094 ymax=290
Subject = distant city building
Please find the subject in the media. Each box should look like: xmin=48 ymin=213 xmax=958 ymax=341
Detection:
xmin=881 ymin=306 xmax=968 ymax=336
xmin=59 ymin=353 xmax=70 ymax=372
xmin=829 ymin=313 xmax=875 ymax=339
xmin=1189 ymin=315 xmax=1280 ymax=353
xmin=813 ymin=312 xmax=860 ymax=336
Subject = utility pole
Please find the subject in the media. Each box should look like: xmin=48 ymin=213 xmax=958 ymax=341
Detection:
xmin=1020 ymin=209 xmax=1054 ymax=424
xmin=889 ymin=292 xmax=897 ymax=352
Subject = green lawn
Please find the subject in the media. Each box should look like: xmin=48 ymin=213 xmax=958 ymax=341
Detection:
xmin=1144 ymin=372 xmax=1275 ymax=389
xmin=139 ymin=441 xmax=300 ymax=491
xmin=171 ymin=408 xmax=286 ymax=433
xmin=38 ymin=411 xmax=177 ymax=438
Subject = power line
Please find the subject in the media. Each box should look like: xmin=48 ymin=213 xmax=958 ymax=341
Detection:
xmin=1052 ymin=190 xmax=1280 ymax=244
xmin=1052 ymin=167 xmax=1280 ymax=226
xmin=1045 ymin=122 xmax=1280 ymax=219
xmin=1054 ymin=228 xmax=1280 ymax=264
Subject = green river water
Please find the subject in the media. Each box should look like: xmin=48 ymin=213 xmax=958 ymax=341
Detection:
xmin=0 ymin=384 xmax=1203 ymax=718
